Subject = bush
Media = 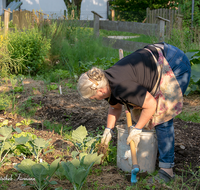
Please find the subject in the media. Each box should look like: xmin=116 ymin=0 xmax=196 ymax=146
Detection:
xmin=8 ymin=28 xmax=51 ymax=75
xmin=0 ymin=35 xmax=23 ymax=77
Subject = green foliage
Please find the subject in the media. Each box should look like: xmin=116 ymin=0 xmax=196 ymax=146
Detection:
xmin=14 ymin=158 xmax=60 ymax=190
xmin=0 ymin=126 xmax=24 ymax=167
xmin=11 ymin=132 xmax=37 ymax=157
xmin=0 ymin=93 xmax=11 ymax=111
xmin=165 ymin=27 xmax=199 ymax=53
xmin=179 ymin=0 xmax=200 ymax=27
xmin=59 ymin=26 xmax=120 ymax=76
xmin=46 ymin=84 xmax=58 ymax=91
xmin=71 ymin=125 xmax=101 ymax=154
xmin=17 ymin=96 xmax=41 ymax=118
xmin=79 ymin=57 xmax=119 ymax=75
xmin=8 ymin=28 xmax=51 ymax=75
xmin=16 ymin=119 xmax=34 ymax=127
xmin=175 ymin=111 xmax=200 ymax=123
xmin=60 ymin=156 xmax=95 ymax=190
xmin=125 ymin=34 xmax=158 ymax=44
xmin=0 ymin=35 xmax=23 ymax=77
xmin=43 ymin=120 xmax=72 ymax=135
xmin=109 ymin=0 xmax=177 ymax=22
xmin=0 ymin=120 xmax=9 ymax=127
xmin=185 ymin=51 xmax=200 ymax=95
xmin=29 ymin=138 xmax=52 ymax=163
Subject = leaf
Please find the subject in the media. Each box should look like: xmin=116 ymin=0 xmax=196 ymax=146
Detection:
xmin=71 ymin=159 xmax=80 ymax=168
xmin=49 ymin=181 xmax=57 ymax=185
xmin=71 ymin=151 xmax=79 ymax=159
xmin=49 ymin=158 xmax=61 ymax=178
xmin=72 ymin=125 xmax=87 ymax=144
xmin=33 ymin=138 xmax=49 ymax=149
xmin=82 ymin=153 xmax=104 ymax=166
xmin=185 ymin=51 xmax=199 ymax=61
xmin=85 ymin=138 xmax=96 ymax=148
xmin=74 ymin=167 xmax=87 ymax=186
xmin=0 ymin=126 xmax=13 ymax=140
xmin=16 ymin=123 xmax=22 ymax=126
xmin=14 ymin=127 xmax=22 ymax=133
xmin=32 ymin=164 xmax=48 ymax=181
xmin=43 ymin=149 xmax=54 ymax=155
xmin=16 ymin=159 xmax=35 ymax=177
xmin=15 ymin=136 xmax=29 ymax=145
xmin=191 ymin=64 xmax=200 ymax=82
xmin=3 ymin=141 xmax=12 ymax=150
xmin=79 ymin=153 xmax=87 ymax=161
xmin=0 ymin=120 xmax=9 ymax=127
xmin=61 ymin=161 xmax=76 ymax=184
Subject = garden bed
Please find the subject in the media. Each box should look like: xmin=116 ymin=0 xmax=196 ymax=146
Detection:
xmin=0 ymin=79 xmax=200 ymax=190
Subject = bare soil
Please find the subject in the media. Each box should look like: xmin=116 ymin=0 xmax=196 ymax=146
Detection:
xmin=0 ymin=79 xmax=200 ymax=190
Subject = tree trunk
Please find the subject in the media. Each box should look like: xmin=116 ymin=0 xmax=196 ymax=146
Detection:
xmin=64 ymin=0 xmax=82 ymax=19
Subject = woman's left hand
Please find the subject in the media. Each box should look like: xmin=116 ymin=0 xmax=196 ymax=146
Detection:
xmin=127 ymin=126 xmax=142 ymax=147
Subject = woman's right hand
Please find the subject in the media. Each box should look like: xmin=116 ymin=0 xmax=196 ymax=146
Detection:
xmin=101 ymin=128 xmax=113 ymax=145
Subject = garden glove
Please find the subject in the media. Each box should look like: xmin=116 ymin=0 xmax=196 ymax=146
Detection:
xmin=126 ymin=126 xmax=142 ymax=147
xmin=101 ymin=128 xmax=114 ymax=145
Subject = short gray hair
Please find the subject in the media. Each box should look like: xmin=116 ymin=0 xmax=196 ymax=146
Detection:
xmin=77 ymin=67 xmax=108 ymax=99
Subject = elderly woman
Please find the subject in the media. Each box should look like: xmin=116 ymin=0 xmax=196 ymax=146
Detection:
xmin=77 ymin=42 xmax=191 ymax=183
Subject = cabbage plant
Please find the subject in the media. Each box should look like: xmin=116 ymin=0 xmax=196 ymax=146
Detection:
xmin=60 ymin=156 xmax=95 ymax=190
xmin=14 ymin=158 xmax=60 ymax=190
xmin=0 ymin=126 xmax=25 ymax=167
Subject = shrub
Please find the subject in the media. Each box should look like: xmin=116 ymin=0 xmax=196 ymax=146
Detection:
xmin=8 ymin=28 xmax=51 ymax=75
xmin=0 ymin=35 xmax=23 ymax=77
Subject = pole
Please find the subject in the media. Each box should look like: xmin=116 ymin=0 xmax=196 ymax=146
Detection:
xmin=191 ymin=0 xmax=194 ymax=28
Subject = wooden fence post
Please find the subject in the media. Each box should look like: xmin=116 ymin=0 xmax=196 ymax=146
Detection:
xmin=119 ymin=49 xmax=123 ymax=60
xmin=4 ymin=8 xmax=11 ymax=35
xmin=111 ymin=9 xmax=115 ymax=21
xmin=91 ymin=11 xmax=103 ymax=37
xmin=157 ymin=16 xmax=170 ymax=41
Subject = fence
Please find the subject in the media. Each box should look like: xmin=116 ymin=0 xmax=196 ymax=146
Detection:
xmin=146 ymin=7 xmax=182 ymax=37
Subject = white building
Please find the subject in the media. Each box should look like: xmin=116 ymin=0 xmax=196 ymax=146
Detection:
xmin=0 ymin=0 xmax=108 ymax=20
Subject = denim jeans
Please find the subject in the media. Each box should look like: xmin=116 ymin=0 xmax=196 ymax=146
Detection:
xmin=155 ymin=42 xmax=191 ymax=169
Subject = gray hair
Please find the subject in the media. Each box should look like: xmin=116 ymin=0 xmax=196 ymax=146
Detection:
xmin=77 ymin=67 xmax=108 ymax=99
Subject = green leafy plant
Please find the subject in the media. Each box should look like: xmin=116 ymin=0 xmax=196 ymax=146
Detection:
xmin=46 ymin=84 xmax=58 ymax=91
xmin=69 ymin=126 xmax=103 ymax=168
xmin=14 ymin=158 xmax=60 ymax=190
xmin=16 ymin=119 xmax=34 ymax=127
xmin=60 ymin=156 xmax=95 ymax=190
xmin=185 ymin=50 xmax=200 ymax=95
xmin=29 ymin=138 xmax=52 ymax=163
xmin=14 ymin=86 xmax=24 ymax=93
xmin=11 ymin=132 xmax=37 ymax=157
xmin=8 ymin=28 xmax=51 ymax=75
xmin=0 ymin=126 xmax=27 ymax=167
xmin=0 ymin=120 xmax=9 ymax=127
xmin=71 ymin=125 xmax=102 ymax=154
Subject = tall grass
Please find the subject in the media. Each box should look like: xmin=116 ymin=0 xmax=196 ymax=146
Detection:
xmin=164 ymin=27 xmax=200 ymax=52
xmin=0 ymin=34 xmax=24 ymax=77
xmin=37 ymin=20 xmax=122 ymax=76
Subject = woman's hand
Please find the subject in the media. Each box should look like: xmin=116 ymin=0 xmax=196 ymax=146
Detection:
xmin=101 ymin=128 xmax=114 ymax=145
xmin=127 ymin=126 xmax=142 ymax=147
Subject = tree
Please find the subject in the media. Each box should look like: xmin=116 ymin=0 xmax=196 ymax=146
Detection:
xmin=63 ymin=0 xmax=82 ymax=19
xmin=109 ymin=0 xmax=179 ymax=22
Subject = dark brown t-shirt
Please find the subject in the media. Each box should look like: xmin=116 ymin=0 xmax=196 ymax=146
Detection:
xmin=104 ymin=45 xmax=162 ymax=107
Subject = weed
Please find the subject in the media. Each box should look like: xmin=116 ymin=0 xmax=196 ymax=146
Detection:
xmin=175 ymin=111 xmax=200 ymax=123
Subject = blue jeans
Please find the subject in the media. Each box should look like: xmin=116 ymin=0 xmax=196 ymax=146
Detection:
xmin=155 ymin=42 xmax=191 ymax=169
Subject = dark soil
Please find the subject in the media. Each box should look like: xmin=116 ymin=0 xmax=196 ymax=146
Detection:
xmin=0 ymin=79 xmax=200 ymax=190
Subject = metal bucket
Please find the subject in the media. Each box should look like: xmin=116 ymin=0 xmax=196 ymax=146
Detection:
xmin=116 ymin=125 xmax=158 ymax=173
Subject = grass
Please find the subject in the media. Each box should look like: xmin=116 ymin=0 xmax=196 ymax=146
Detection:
xmin=175 ymin=110 xmax=200 ymax=123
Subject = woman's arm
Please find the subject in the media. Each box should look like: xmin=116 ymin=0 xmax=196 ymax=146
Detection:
xmin=135 ymin=91 xmax=157 ymax=129
xmin=107 ymin=103 xmax=122 ymax=130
